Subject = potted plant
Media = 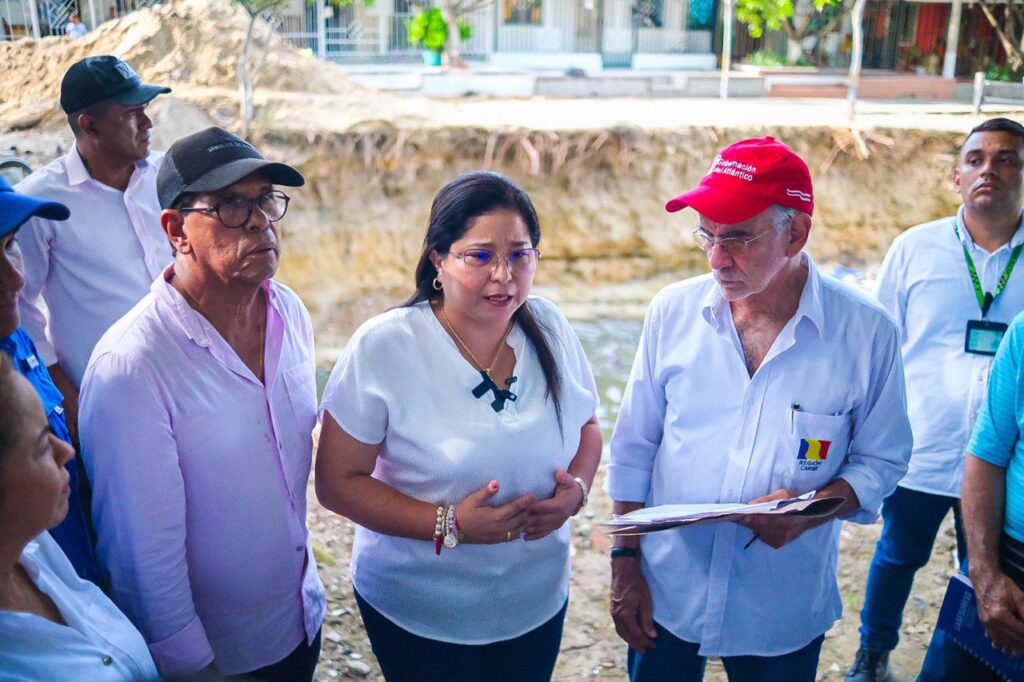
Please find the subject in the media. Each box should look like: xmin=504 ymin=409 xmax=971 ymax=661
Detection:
xmin=407 ymin=7 xmax=472 ymax=67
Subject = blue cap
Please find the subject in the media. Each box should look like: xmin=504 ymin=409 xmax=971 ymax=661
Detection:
xmin=0 ymin=177 xmax=70 ymax=237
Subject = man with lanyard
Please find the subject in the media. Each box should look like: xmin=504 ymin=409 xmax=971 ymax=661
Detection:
xmin=0 ymin=177 xmax=103 ymax=585
xmin=608 ymin=137 xmax=912 ymax=681
xmin=847 ymin=117 xmax=1024 ymax=682
xmin=16 ymin=55 xmax=171 ymax=441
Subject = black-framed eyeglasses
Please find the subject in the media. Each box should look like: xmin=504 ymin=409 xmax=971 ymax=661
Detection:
xmin=179 ymin=191 xmax=290 ymax=228
xmin=452 ymin=248 xmax=541 ymax=276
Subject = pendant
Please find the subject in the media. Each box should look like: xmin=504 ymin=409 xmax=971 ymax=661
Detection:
xmin=444 ymin=532 xmax=459 ymax=549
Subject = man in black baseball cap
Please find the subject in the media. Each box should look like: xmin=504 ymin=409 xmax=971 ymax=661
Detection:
xmin=80 ymin=127 xmax=326 ymax=679
xmin=15 ymin=55 xmax=173 ymax=441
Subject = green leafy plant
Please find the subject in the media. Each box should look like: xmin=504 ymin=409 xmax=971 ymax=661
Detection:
xmin=743 ymin=50 xmax=788 ymax=67
xmin=735 ymin=0 xmax=849 ymax=65
xmin=407 ymin=7 xmax=471 ymax=54
xmin=986 ymin=59 xmax=1023 ymax=83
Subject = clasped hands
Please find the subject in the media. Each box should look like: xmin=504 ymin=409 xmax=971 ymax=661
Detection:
xmin=453 ymin=469 xmax=584 ymax=544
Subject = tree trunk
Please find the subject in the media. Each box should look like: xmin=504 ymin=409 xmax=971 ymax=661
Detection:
xmin=978 ymin=0 xmax=1024 ymax=71
xmin=441 ymin=3 xmax=462 ymax=67
xmin=238 ymin=14 xmax=258 ymax=139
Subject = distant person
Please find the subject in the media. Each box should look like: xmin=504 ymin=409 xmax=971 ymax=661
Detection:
xmin=64 ymin=11 xmax=87 ymax=38
xmin=607 ymin=137 xmax=913 ymax=681
xmin=0 ymin=352 xmax=158 ymax=680
xmin=315 ymin=171 xmax=601 ymax=682
xmin=79 ymin=127 xmax=325 ymax=680
xmin=15 ymin=55 xmax=170 ymax=440
xmin=107 ymin=6 xmax=117 ymax=20
xmin=0 ymin=177 xmax=102 ymax=585
xmin=847 ymin=117 xmax=1024 ymax=682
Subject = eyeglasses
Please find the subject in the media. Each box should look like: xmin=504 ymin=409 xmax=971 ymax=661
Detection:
xmin=179 ymin=191 xmax=290 ymax=228
xmin=452 ymin=248 xmax=541 ymax=276
xmin=691 ymin=223 xmax=782 ymax=255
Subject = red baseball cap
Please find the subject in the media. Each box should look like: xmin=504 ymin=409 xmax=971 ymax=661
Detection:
xmin=665 ymin=137 xmax=814 ymax=223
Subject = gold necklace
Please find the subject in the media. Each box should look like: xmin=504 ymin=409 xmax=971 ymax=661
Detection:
xmin=439 ymin=304 xmax=513 ymax=379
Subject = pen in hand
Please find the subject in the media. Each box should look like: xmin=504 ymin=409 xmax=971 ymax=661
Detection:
xmin=744 ymin=532 xmax=760 ymax=550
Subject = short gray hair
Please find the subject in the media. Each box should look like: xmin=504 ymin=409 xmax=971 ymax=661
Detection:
xmin=768 ymin=205 xmax=802 ymax=232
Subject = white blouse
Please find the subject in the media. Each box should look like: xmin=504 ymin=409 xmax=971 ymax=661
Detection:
xmin=0 ymin=532 xmax=159 ymax=681
xmin=320 ymin=296 xmax=599 ymax=644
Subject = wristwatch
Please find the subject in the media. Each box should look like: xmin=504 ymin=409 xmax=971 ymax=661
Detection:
xmin=571 ymin=476 xmax=589 ymax=516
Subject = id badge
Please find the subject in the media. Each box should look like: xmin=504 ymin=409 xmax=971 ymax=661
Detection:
xmin=965 ymin=320 xmax=1009 ymax=356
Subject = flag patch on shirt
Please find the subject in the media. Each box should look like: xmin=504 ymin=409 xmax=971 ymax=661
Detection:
xmin=797 ymin=438 xmax=831 ymax=471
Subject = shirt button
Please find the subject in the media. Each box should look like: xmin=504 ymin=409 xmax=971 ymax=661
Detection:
xmin=296 ymin=545 xmax=303 ymax=552
xmin=102 ymin=655 xmax=113 ymax=666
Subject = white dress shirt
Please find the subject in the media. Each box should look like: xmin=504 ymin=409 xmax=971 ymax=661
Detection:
xmin=16 ymin=145 xmax=171 ymax=386
xmin=79 ymin=269 xmax=326 ymax=676
xmin=607 ymin=256 xmax=912 ymax=657
xmin=320 ymin=297 xmax=599 ymax=643
xmin=876 ymin=208 xmax=1024 ymax=497
xmin=0 ymin=532 xmax=158 ymax=681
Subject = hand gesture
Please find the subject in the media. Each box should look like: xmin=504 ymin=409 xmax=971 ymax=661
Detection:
xmin=454 ymin=480 xmax=534 ymax=544
xmin=523 ymin=469 xmax=583 ymax=541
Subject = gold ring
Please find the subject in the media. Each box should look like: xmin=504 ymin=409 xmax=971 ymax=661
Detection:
xmin=506 ymin=531 xmax=512 ymax=541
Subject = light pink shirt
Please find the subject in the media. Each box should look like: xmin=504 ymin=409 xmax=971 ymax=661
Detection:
xmin=79 ymin=268 xmax=326 ymax=677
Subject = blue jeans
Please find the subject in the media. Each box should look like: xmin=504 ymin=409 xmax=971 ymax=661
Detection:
xmin=918 ymin=560 xmax=1004 ymax=682
xmin=627 ymin=621 xmax=825 ymax=682
xmin=354 ymin=589 xmax=566 ymax=682
xmin=859 ymin=485 xmax=966 ymax=653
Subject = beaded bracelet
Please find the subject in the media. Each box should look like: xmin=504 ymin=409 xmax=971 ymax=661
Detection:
xmin=444 ymin=506 xmax=461 ymax=549
xmin=434 ymin=505 xmax=445 ymax=556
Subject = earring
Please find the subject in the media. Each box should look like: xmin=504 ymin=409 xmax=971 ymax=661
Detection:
xmin=432 ymin=277 xmax=443 ymax=291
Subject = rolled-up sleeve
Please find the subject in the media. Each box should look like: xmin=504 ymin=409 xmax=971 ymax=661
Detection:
xmin=837 ymin=320 xmax=913 ymax=523
xmin=607 ymin=300 xmax=666 ymax=503
xmin=80 ymin=353 xmax=215 ymax=676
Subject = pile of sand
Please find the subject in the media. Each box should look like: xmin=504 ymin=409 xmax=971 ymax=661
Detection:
xmin=0 ymin=0 xmax=369 ymax=110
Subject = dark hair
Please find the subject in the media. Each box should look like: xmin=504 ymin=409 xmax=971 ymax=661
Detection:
xmin=67 ymin=101 xmax=108 ymax=137
xmin=967 ymin=118 xmax=1024 ymax=144
xmin=404 ymin=171 xmax=564 ymax=430
xmin=0 ymin=353 xmax=19 ymax=459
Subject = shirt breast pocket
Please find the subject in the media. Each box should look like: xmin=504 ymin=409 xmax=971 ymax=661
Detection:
xmin=784 ymin=409 xmax=852 ymax=492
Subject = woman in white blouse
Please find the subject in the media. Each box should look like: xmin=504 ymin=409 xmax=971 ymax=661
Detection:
xmin=0 ymin=353 xmax=158 ymax=680
xmin=316 ymin=171 xmax=602 ymax=681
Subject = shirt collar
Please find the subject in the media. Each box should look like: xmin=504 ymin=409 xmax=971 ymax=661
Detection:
xmin=66 ymin=143 xmax=151 ymax=188
xmin=153 ymin=265 xmax=278 ymax=348
xmin=955 ymin=206 xmax=1024 ymax=251
xmin=700 ymin=253 xmax=825 ymax=340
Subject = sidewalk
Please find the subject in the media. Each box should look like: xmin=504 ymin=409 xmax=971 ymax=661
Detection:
xmin=335 ymin=62 xmax=974 ymax=101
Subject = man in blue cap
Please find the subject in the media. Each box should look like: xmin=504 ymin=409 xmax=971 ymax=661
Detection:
xmin=16 ymin=55 xmax=172 ymax=440
xmin=0 ymin=177 xmax=102 ymax=585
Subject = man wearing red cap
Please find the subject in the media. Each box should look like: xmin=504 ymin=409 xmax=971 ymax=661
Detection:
xmin=606 ymin=137 xmax=913 ymax=680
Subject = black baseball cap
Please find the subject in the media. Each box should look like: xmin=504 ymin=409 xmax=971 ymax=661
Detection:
xmin=157 ymin=127 xmax=305 ymax=209
xmin=60 ymin=55 xmax=171 ymax=114
xmin=0 ymin=177 xmax=69 ymax=238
